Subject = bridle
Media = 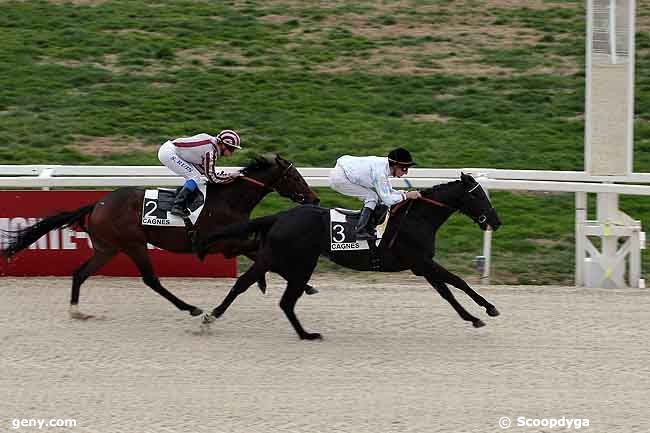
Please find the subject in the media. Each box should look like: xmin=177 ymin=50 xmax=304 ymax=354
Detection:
xmin=239 ymin=161 xmax=307 ymax=203
xmin=415 ymin=182 xmax=490 ymax=225
xmin=387 ymin=182 xmax=489 ymax=247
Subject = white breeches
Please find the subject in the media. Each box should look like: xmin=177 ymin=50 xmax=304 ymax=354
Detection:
xmin=158 ymin=141 xmax=203 ymax=184
xmin=328 ymin=165 xmax=378 ymax=209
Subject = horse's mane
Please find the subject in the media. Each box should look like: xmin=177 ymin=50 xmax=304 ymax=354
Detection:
xmin=240 ymin=155 xmax=274 ymax=175
xmin=420 ymin=179 xmax=461 ymax=198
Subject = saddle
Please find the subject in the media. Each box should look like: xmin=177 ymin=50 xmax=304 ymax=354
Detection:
xmin=335 ymin=208 xmax=362 ymax=217
xmin=141 ymin=186 xmax=206 ymax=227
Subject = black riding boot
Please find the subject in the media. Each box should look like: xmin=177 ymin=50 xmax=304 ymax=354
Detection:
xmin=354 ymin=207 xmax=375 ymax=240
xmin=170 ymin=186 xmax=193 ymax=217
xmin=372 ymin=205 xmax=389 ymax=227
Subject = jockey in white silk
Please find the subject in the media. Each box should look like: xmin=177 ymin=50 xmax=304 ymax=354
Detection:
xmin=330 ymin=155 xmax=408 ymax=208
xmin=329 ymin=147 xmax=421 ymax=240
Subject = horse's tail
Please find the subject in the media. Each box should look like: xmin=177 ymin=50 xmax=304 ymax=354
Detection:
xmin=1 ymin=204 xmax=95 ymax=258
xmin=209 ymin=213 xmax=281 ymax=243
xmin=197 ymin=213 xmax=282 ymax=260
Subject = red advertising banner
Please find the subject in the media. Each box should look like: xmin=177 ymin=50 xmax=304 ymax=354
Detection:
xmin=0 ymin=190 xmax=237 ymax=277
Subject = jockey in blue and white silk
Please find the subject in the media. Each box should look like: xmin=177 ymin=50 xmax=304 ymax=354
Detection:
xmin=158 ymin=129 xmax=242 ymax=217
xmin=159 ymin=130 xmax=241 ymax=185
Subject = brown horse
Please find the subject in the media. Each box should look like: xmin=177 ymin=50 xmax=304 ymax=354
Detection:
xmin=1 ymin=154 xmax=319 ymax=319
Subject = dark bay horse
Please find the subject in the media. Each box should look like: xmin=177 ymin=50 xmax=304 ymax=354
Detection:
xmin=1 ymin=154 xmax=319 ymax=319
xmin=199 ymin=173 xmax=502 ymax=340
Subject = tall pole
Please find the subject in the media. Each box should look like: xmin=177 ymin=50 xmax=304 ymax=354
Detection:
xmin=609 ymin=0 xmax=617 ymax=64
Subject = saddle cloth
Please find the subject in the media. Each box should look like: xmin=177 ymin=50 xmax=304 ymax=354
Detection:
xmin=141 ymin=184 xmax=207 ymax=227
xmin=329 ymin=208 xmax=388 ymax=251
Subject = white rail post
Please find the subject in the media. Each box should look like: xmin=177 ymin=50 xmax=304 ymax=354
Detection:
xmin=597 ymin=192 xmax=622 ymax=288
xmin=629 ymin=229 xmax=641 ymax=287
xmin=481 ymin=229 xmax=492 ymax=284
xmin=38 ymin=168 xmax=55 ymax=191
xmin=575 ymin=192 xmax=588 ymax=286
xmin=476 ymin=178 xmax=492 ymax=284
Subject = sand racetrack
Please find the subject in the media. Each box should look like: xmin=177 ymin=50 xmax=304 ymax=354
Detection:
xmin=1 ymin=273 xmax=648 ymax=433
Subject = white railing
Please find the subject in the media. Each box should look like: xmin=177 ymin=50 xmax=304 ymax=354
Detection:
xmin=2 ymin=165 xmax=650 ymax=285
xmin=2 ymin=165 xmax=650 ymax=193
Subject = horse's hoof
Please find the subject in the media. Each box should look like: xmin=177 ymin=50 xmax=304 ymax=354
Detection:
xmin=202 ymin=314 xmax=216 ymax=324
xmin=70 ymin=312 xmax=94 ymax=320
xmin=304 ymin=285 xmax=319 ymax=295
xmin=473 ymin=319 xmax=486 ymax=328
xmin=486 ymin=306 xmax=500 ymax=317
xmin=189 ymin=307 xmax=203 ymax=317
xmin=210 ymin=308 xmax=225 ymax=319
xmin=301 ymin=332 xmax=322 ymax=340
xmin=69 ymin=306 xmax=94 ymax=320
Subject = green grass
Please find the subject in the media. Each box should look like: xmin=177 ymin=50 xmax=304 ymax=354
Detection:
xmin=1 ymin=0 xmax=649 ymax=284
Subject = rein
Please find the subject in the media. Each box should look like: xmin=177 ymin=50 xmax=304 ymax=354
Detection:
xmin=387 ymin=200 xmax=414 ymax=248
xmin=419 ymin=196 xmax=451 ymax=209
xmin=240 ymin=176 xmax=266 ymax=188
xmin=387 ymin=195 xmax=452 ymax=248
xmin=238 ymin=162 xmax=305 ymax=203
xmin=391 ymin=195 xmax=451 ymax=214
xmin=239 ymin=163 xmax=294 ymax=190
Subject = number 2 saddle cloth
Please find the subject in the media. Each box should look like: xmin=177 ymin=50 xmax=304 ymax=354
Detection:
xmin=141 ymin=184 xmax=207 ymax=227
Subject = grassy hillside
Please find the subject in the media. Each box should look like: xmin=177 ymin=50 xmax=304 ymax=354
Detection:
xmin=1 ymin=0 xmax=649 ymax=283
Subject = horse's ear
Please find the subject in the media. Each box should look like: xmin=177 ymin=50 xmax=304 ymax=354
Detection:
xmin=461 ymin=172 xmax=475 ymax=184
xmin=274 ymin=153 xmax=289 ymax=167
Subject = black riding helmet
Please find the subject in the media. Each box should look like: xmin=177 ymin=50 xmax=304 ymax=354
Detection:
xmin=387 ymin=147 xmax=416 ymax=167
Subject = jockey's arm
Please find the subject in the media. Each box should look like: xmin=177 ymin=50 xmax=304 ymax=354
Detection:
xmin=203 ymin=151 xmax=241 ymax=184
xmin=372 ymin=170 xmax=406 ymax=206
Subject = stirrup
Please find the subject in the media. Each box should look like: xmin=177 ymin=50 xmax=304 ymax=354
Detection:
xmin=354 ymin=229 xmax=377 ymax=241
xmin=170 ymin=206 xmax=190 ymax=217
